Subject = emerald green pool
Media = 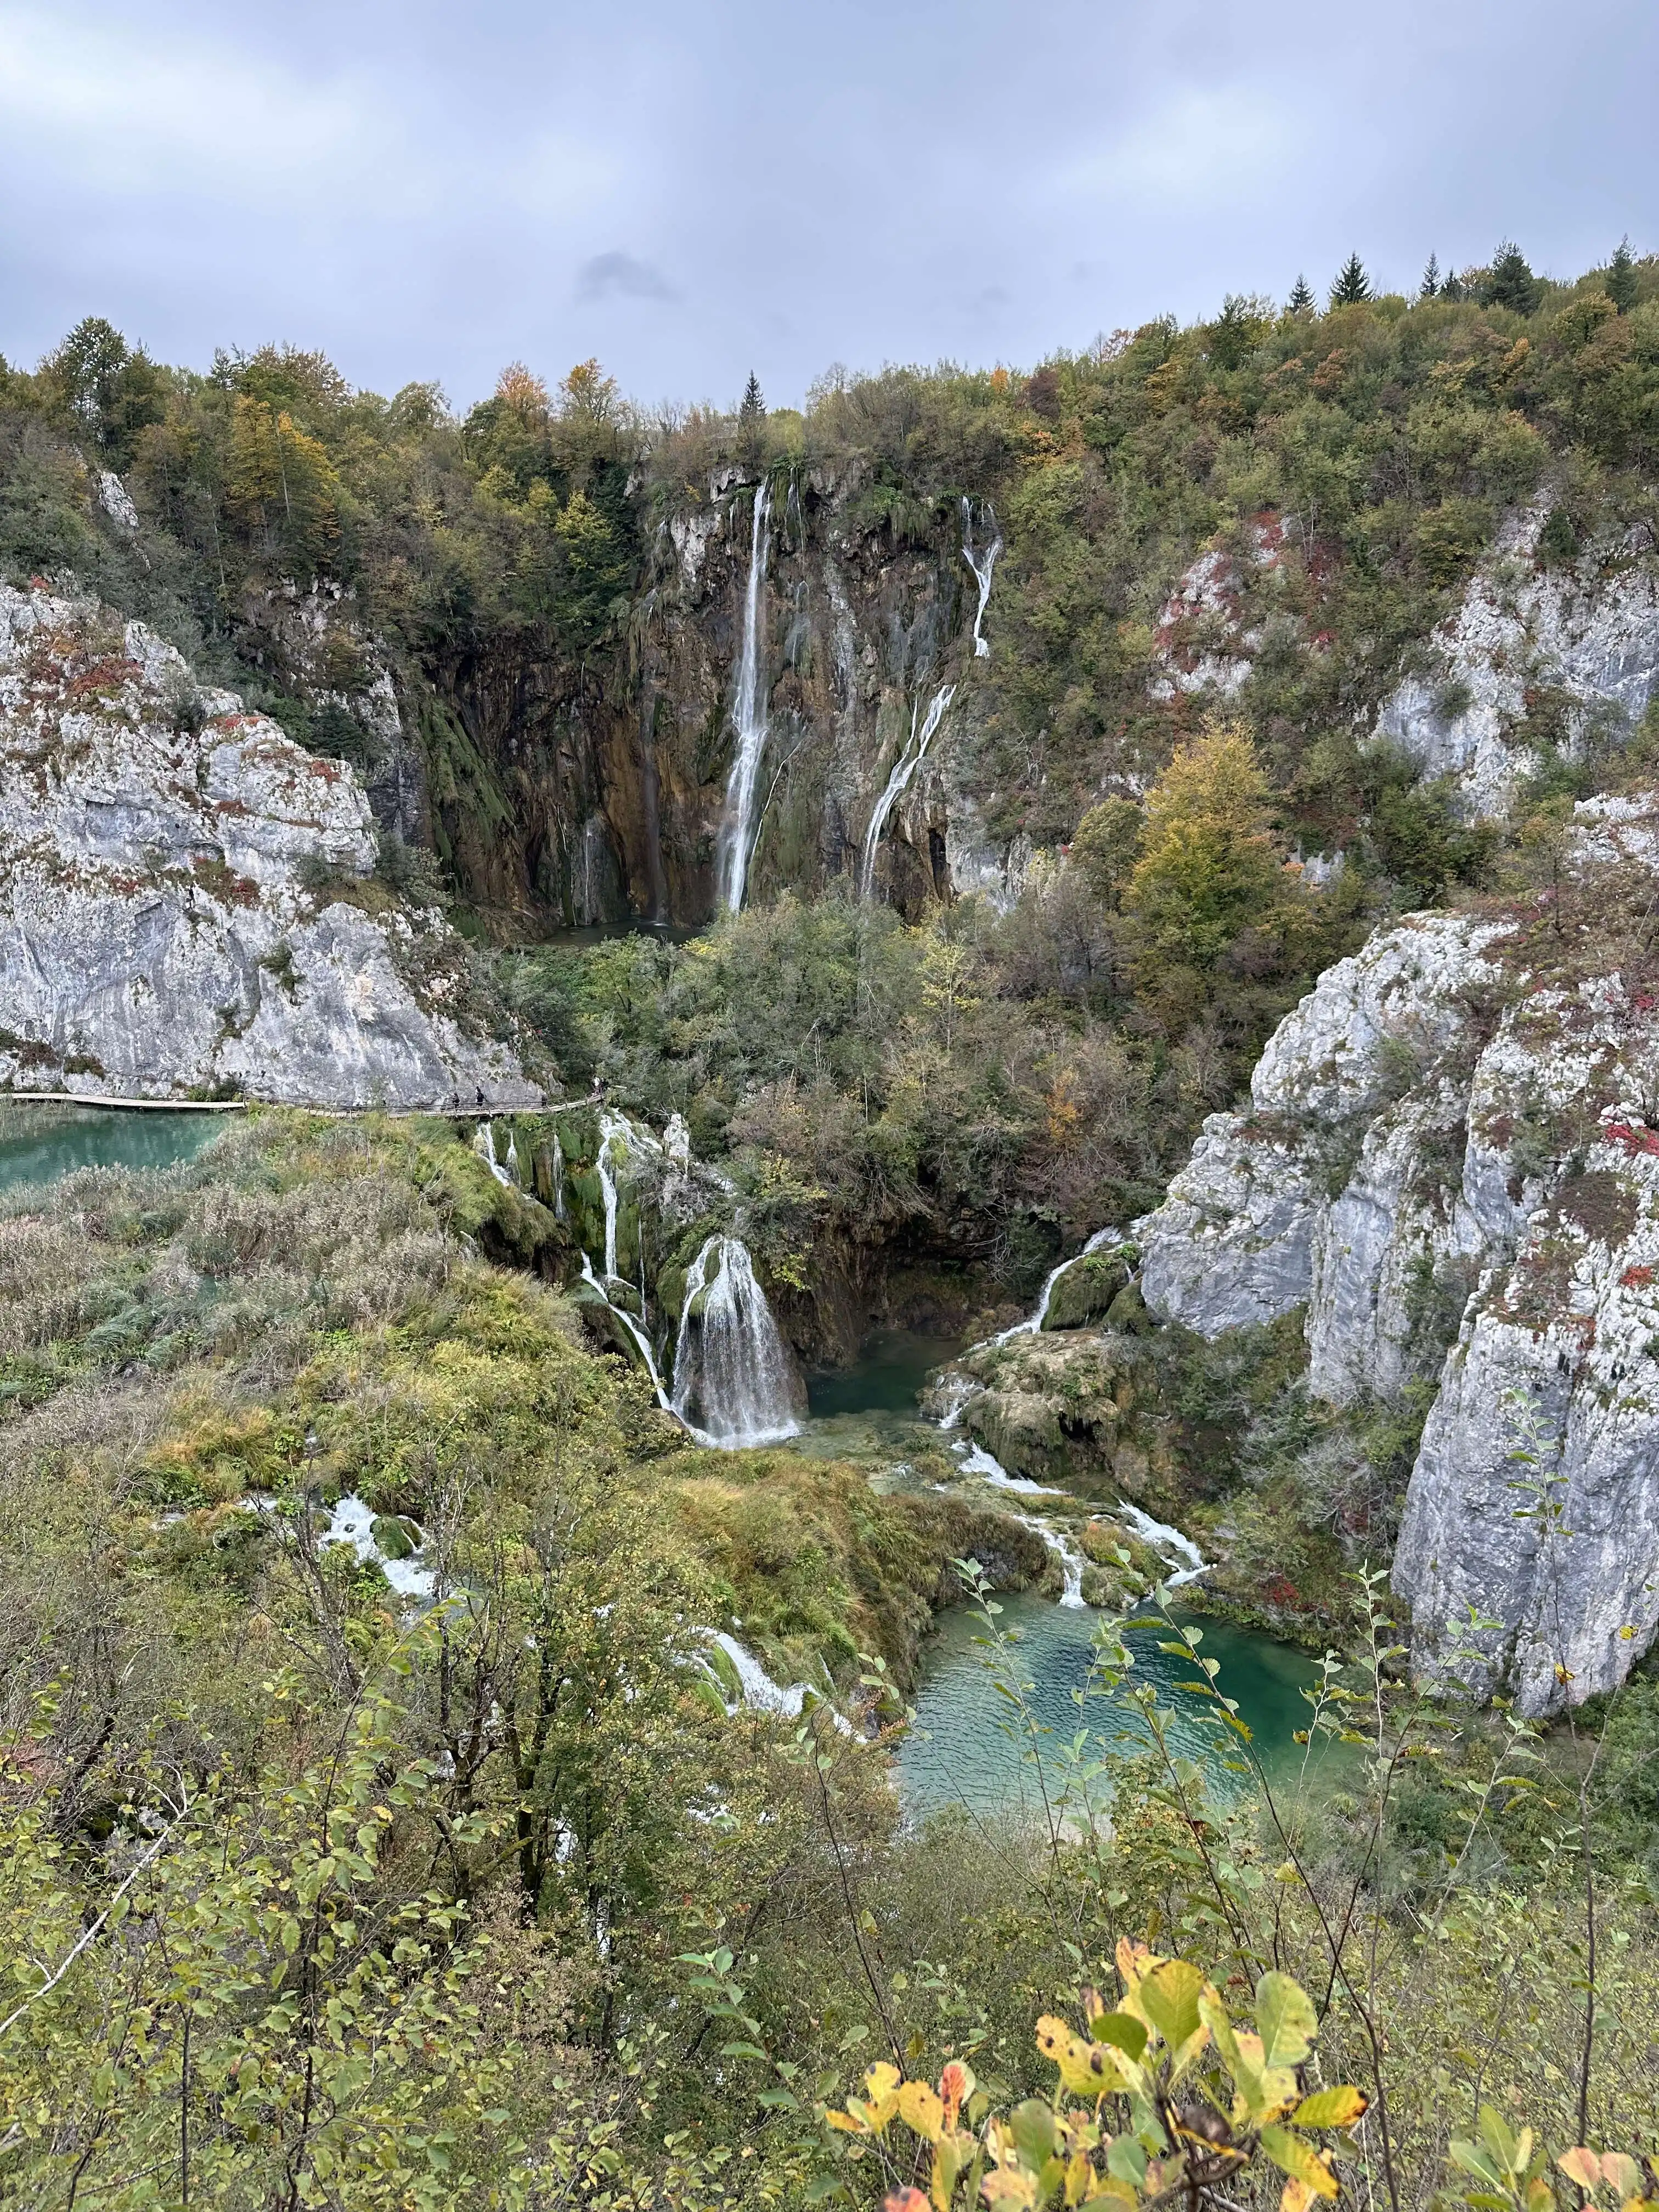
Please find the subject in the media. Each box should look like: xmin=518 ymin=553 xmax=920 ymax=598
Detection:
xmin=0 ymin=1103 xmax=223 ymax=1195
xmin=896 ymin=1590 xmax=1344 ymax=1820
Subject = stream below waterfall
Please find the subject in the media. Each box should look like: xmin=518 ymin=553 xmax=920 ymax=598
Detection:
xmin=0 ymin=1102 xmax=222 ymax=1194
xmin=800 ymin=1324 xmax=1338 ymax=1816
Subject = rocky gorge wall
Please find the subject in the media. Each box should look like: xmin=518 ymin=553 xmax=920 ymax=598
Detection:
xmin=377 ymin=470 xmax=1021 ymax=929
xmin=1135 ymin=794 xmax=1659 ymax=1713
xmin=0 ymin=581 xmax=538 ymax=1106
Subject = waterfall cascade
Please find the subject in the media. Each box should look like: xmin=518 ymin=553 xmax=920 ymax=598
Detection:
xmin=319 ymin=1493 xmax=437 ymax=1601
xmin=962 ymin=497 xmax=1002 ymax=659
xmin=594 ymin=1109 xmax=648 ymax=1278
xmin=859 ymin=682 xmax=956 ymax=900
xmin=1114 ymin=1500 xmax=1210 ymax=1588
xmin=985 ymin=1226 xmax=1121 ymax=1348
xmin=715 ymin=481 xmax=774 ymax=913
xmin=473 ymin=1121 xmax=514 ymax=1189
xmin=551 ymin=1130 xmax=566 ymax=1221
xmin=672 ymin=1233 xmax=802 ymax=1448
xmin=579 ymin=1254 xmax=673 ymax=1410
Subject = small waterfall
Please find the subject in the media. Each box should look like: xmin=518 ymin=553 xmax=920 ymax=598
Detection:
xmin=1115 ymin=1500 xmax=1210 ymax=1588
xmin=505 ymin=1131 xmax=520 ymax=1184
xmin=595 ymin=1109 xmax=637 ymax=1278
xmin=671 ymin=1234 xmax=801 ymax=1448
xmin=579 ymin=1254 xmax=673 ymax=1410
xmin=962 ymin=497 xmax=1001 ymax=659
xmin=715 ymin=481 xmax=774 ymax=913
xmin=551 ymin=1131 xmax=566 ymax=1221
xmin=319 ymin=1493 xmax=436 ymax=1601
xmin=473 ymin=1121 xmax=514 ymax=1189
xmin=859 ymin=681 xmax=956 ymax=900
xmin=986 ymin=1226 xmax=1120 ymax=1348
xmin=703 ymin=1631 xmax=854 ymax=1733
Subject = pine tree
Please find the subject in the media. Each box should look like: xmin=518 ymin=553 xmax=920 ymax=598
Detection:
xmin=1330 ymin=253 xmax=1372 ymax=306
xmin=1487 ymin=241 xmax=1541 ymax=314
xmin=1607 ymin=235 xmax=1638 ymax=314
xmin=739 ymin=372 xmax=765 ymax=423
xmin=1420 ymin=253 xmax=1441 ymax=300
xmin=1285 ymin=273 xmax=1314 ymax=315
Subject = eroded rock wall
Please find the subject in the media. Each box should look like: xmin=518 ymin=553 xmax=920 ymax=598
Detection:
xmin=1135 ymin=796 xmax=1659 ymax=1712
xmin=0 ymin=582 xmax=539 ymax=1107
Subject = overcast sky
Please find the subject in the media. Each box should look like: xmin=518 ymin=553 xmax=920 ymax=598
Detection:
xmin=1 ymin=0 xmax=1651 ymax=415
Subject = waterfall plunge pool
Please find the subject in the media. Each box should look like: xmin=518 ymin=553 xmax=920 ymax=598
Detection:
xmin=792 ymin=1326 xmax=1344 ymax=1819
xmin=896 ymin=1591 xmax=1344 ymax=1820
xmin=0 ymin=1102 xmax=222 ymax=1195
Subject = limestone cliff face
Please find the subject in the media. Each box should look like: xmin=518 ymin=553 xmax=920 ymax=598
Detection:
xmin=420 ymin=469 xmax=1019 ymax=928
xmin=1373 ymin=506 xmax=1659 ymax=820
xmin=1136 ymin=795 xmax=1659 ymax=1713
xmin=0 ymin=582 xmax=539 ymax=1107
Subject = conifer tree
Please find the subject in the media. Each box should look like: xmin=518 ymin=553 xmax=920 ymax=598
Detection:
xmin=1285 ymin=273 xmax=1314 ymax=314
xmin=1607 ymin=235 xmax=1638 ymax=314
xmin=1329 ymin=253 xmax=1371 ymax=306
xmin=1420 ymin=253 xmax=1441 ymax=299
xmin=739 ymin=372 xmax=765 ymax=424
xmin=1487 ymin=240 xmax=1541 ymax=314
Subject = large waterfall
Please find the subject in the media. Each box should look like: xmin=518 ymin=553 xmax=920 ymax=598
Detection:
xmin=715 ymin=482 xmax=774 ymax=913
xmin=671 ymin=1234 xmax=802 ymax=1448
xmin=859 ymin=682 xmax=955 ymax=900
xmin=961 ymin=497 xmax=1001 ymax=659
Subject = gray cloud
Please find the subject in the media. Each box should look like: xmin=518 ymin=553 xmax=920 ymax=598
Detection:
xmin=575 ymin=250 xmax=676 ymax=304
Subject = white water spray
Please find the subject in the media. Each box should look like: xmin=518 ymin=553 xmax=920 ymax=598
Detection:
xmin=703 ymin=1632 xmax=854 ymax=1733
xmin=551 ymin=1131 xmax=566 ymax=1221
xmin=859 ymin=682 xmax=955 ymax=900
xmin=1114 ymin=1500 xmax=1210 ymax=1588
xmin=984 ymin=1227 xmax=1121 ymax=1349
xmin=319 ymin=1493 xmax=437 ymax=1601
xmin=716 ymin=481 xmax=774 ymax=912
xmin=962 ymin=496 xmax=1001 ymax=659
xmin=672 ymin=1233 xmax=801 ymax=1448
xmin=473 ymin=1122 xmax=513 ymax=1189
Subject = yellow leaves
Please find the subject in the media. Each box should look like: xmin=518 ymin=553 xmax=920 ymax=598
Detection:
xmin=1259 ymin=2124 xmax=1339 ymax=2198
xmin=981 ymin=2170 xmax=1039 ymax=2208
xmin=1293 ymin=2086 xmax=1368 ymax=2130
xmin=1035 ymin=2015 xmax=1128 ymax=2100
xmin=898 ymin=2078 xmax=944 ymax=2141
xmin=827 ymin=2059 xmax=902 ymax=2135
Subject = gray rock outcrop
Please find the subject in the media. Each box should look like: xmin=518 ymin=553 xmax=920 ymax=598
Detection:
xmin=0 ymin=582 xmax=539 ymax=1108
xmin=1374 ymin=506 xmax=1659 ymax=819
xmin=1136 ymin=798 xmax=1659 ymax=1712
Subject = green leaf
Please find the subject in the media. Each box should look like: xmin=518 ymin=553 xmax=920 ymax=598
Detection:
xmin=1255 ymin=1972 xmax=1316 ymax=2069
xmin=1140 ymin=1960 xmax=1204 ymax=2051
xmin=1094 ymin=2013 xmax=1148 ymax=2064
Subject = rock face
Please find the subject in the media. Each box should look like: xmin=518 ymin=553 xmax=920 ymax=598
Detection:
xmin=0 ymin=582 xmax=539 ymax=1108
xmin=1137 ymin=911 xmax=1510 ymax=1356
xmin=1136 ymin=798 xmax=1659 ymax=1712
xmin=1374 ymin=506 xmax=1659 ymax=820
xmin=419 ymin=469 xmax=1022 ymax=928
